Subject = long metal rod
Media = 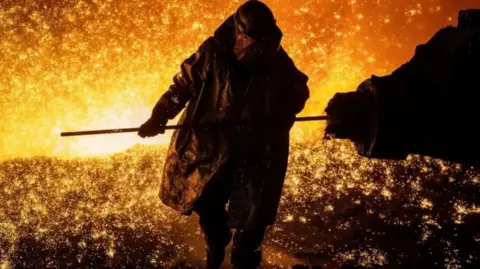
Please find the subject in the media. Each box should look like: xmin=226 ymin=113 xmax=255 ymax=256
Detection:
xmin=60 ymin=116 xmax=330 ymax=137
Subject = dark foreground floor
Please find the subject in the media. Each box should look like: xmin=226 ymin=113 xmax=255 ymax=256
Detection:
xmin=1 ymin=140 xmax=479 ymax=268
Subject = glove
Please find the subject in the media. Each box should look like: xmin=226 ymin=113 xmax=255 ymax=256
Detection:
xmin=138 ymin=111 xmax=168 ymax=138
xmin=324 ymin=91 xmax=375 ymax=142
xmin=138 ymin=117 xmax=168 ymax=138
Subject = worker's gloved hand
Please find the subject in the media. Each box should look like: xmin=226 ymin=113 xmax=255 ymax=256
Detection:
xmin=138 ymin=114 xmax=168 ymax=138
xmin=324 ymin=91 xmax=375 ymax=142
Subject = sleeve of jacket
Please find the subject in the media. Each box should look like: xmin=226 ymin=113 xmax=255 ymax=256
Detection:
xmin=353 ymin=26 xmax=461 ymax=160
xmin=151 ymin=39 xmax=212 ymax=120
xmin=281 ymin=56 xmax=310 ymax=117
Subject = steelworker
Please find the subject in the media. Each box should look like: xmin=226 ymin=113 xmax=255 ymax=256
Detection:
xmin=138 ymin=1 xmax=309 ymax=268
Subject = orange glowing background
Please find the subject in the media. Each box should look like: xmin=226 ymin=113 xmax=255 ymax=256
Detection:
xmin=1 ymin=0 xmax=480 ymax=159
xmin=2 ymin=2 xmax=480 ymax=268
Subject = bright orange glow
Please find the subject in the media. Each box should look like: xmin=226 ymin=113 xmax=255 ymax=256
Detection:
xmin=1 ymin=2 xmax=480 ymax=267
xmin=2 ymin=0 xmax=479 ymax=159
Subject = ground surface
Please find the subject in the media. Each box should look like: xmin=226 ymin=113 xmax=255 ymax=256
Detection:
xmin=1 ymin=140 xmax=479 ymax=268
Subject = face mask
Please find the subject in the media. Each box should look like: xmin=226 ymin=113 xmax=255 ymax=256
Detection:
xmin=233 ymin=33 xmax=279 ymax=65
xmin=234 ymin=33 xmax=257 ymax=63
xmin=233 ymin=12 xmax=280 ymax=66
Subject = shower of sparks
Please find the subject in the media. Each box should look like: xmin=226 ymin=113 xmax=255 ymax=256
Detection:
xmin=1 ymin=0 xmax=480 ymax=268
xmin=1 ymin=0 xmax=479 ymax=159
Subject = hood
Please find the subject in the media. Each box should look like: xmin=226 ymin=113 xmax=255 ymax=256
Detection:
xmin=213 ymin=15 xmax=237 ymax=53
xmin=213 ymin=14 xmax=284 ymax=53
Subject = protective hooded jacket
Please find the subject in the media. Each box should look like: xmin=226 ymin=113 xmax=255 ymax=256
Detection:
xmin=155 ymin=15 xmax=309 ymax=228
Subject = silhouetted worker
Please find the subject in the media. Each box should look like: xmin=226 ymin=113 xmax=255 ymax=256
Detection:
xmin=138 ymin=1 xmax=309 ymax=268
xmin=325 ymin=9 xmax=480 ymax=168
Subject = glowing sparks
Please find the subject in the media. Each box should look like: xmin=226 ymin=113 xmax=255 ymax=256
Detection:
xmin=1 ymin=0 xmax=476 ymax=159
xmin=284 ymin=215 xmax=295 ymax=222
xmin=421 ymin=198 xmax=433 ymax=209
xmin=1 ymin=0 xmax=480 ymax=267
xmin=381 ymin=189 xmax=392 ymax=199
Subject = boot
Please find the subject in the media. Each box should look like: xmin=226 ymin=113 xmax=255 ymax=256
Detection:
xmin=231 ymin=250 xmax=261 ymax=269
xmin=231 ymin=229 xmax=265 ymax=269
xmin=232 ymin=265 xmax=260 ymax=269
xmin=206 ymin=247 xmax=226 ymax=269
